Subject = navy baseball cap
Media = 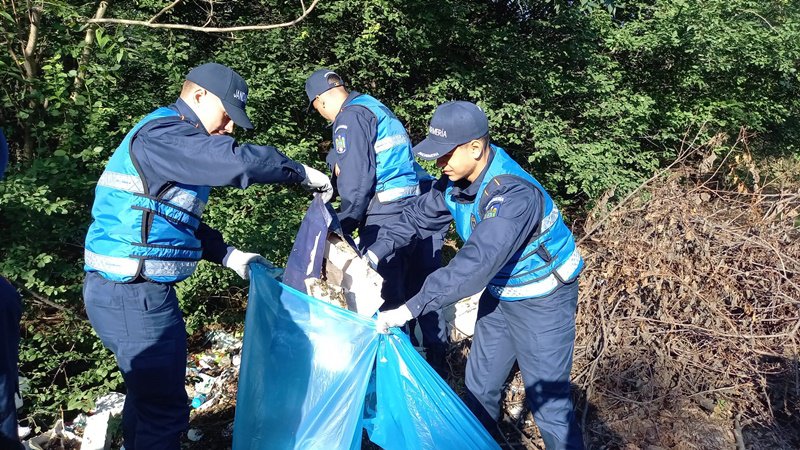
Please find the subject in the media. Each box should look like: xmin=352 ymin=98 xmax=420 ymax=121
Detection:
xmin=186 ymin=63 xmax=254 ymax=130
xmin=305 ymin=69 xmax=345 ymax=110
xmin=412 ymin=101 xmax=490 ymax=160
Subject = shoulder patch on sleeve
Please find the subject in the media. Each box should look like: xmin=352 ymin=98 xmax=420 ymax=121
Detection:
xmin=483 ymin=196 xmax=504 ymax=219
xmin=334 ymin=134 xmax=346 ymax=154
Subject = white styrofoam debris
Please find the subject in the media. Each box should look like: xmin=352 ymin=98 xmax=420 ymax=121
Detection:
xmin=81 ymin=411 xmax=112 ymax=450
xmin=93 ymin=392 xmax=125 ymax=416
xmin=444 ymin=289 xmax=483 ymax=341
xmin=322 ymin=235 xmax=384 ymax=317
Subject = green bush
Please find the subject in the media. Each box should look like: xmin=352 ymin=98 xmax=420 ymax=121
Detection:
xmin=0 ymin=0 xmax=797 ymax=428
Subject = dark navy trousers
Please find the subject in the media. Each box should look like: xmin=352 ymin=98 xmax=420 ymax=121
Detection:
xmin=464 ymin=280 xmax=584 ymax=450
xmin=358 ymin=201 xmax=449 ymax=366
xmin=0 ymin=277 xmax=22 ymax=449
xmin=403 ymin=226 xmax=449 ymax=374
xmin=83 ymin=272 xmax=189 ymax=450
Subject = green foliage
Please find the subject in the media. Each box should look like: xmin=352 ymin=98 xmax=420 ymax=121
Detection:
xmin=0 ymin=0 xmax=798 ymax=428
xmin=19 ymin=317 xmax=121 ymax=422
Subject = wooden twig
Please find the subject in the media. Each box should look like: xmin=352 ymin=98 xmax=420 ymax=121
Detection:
xmin=501 ymin=416 xmax=542 ymax=450
xmin=11 ymin=281 xmax=72 ymax=315
xmin=733 ymin=413 xmax=746 ymax=450
xmin=148 ymin=0 xmax=181 ymax=23
xmin=577 ymin=146 xmax=696 ymax=245
xmin=87 ymin=0 xmax=321 ymax=33
xmin=629 ymin=316 xmax=794 ymax=340
xmin=72 ymin=1 xmax=109 ymax=96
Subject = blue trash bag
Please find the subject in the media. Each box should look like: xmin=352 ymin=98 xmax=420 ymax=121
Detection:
xmin=233 ymin=266 xmax=500 ymax=449
xmin=234 ymin=195 xmax=499 ymax=449
xmin=233 ymin=265 xmax=378 ymax=450
xmin=364 ymin=329 xmax=500 ymax=450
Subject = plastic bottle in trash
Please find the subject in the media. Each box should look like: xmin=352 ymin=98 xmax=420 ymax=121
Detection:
xmin=191 ymin=393 xmax=207 ymax=409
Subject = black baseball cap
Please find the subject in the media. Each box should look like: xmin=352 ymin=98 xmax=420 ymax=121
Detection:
xmin=304 ymin=69 xmax=345 ymax=110
xmin=186 ymin=63 xmax=254 ymax=130
xmin=412 ymin=101 xmax=490 ymax=160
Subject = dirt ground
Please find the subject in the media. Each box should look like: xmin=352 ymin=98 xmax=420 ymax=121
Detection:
xmin=180 ymin=332 xmax=798 ymax=450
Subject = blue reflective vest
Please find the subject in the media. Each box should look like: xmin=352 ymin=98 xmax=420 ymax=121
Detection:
xmin=444 ymin=145 xmax=584 ymax=300
xmin=84 ymin=107 xmax=211 ymax=283
xmin=345 ymin=95 xmax=419 ymax=203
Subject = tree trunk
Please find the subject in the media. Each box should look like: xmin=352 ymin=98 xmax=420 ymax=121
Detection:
xmin=21 ymin=4 xmax=41 ymax=161
xmin=72 ymin=1 xmax=109 ymax=97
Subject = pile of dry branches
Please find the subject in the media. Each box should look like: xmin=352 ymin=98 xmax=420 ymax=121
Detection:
xmin=572 ymin=146 xmax=800 ymax=448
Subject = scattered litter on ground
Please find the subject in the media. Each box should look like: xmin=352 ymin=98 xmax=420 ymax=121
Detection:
xmin=92 ymin=393 xmax=125 ymax=416
xmin=25 ymin=419 xmax=81 ymax=450
xmin=187 ymin=428 xmax=203 ymax=442
xmin=205 ymin=330 xmax=241 ymax=352
xmin=15 ymin=376 xmax=29 ymax=410
xmin=17 ymin=425 xmax=31 ymax=440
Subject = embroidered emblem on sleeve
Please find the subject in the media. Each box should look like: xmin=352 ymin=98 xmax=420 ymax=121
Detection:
xmin=484 ymin=196 xmax=505 ymax=219
xmin=335 ymin=135 xmax=346 ymax=154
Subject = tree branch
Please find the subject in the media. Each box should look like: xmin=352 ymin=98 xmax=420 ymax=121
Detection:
xmin=149 ymin=0 xmax=182 ymax=24
xmin=742 ymin=9 xmax=776 ymax=32
xmin=87 ymin=0 xmax=321 ymax=33
xmin=22 ymin=5 xmax=40 ymax=81
xmin=21 ymin=4 xmax=41 ymax=161
xmin=577 ymin=124 xmax=708 ymax=246
xmin=72 ymin=1 xmax=109 ymax=96
xmin=8 ymin=279 xmax=77 ymax=316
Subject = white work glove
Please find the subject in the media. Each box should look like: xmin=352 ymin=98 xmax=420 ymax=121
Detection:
xmin=223 ymin=248 xmax=269 ymax=280
xmin=375 ymin=305 xmax=413 ymax=334
xmin=300 ymin=164 xmax=334 ymax=203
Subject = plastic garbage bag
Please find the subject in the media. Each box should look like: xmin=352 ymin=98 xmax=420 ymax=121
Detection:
xmin=365 ymin=329 xmax=499 ymax=450
xmin=233 ymin=265 xmax=378 ymax=450
xmin=233 ymin=266 xmax=499 ymax=450
xmin=282 ymin=194 xmax=333 ymax=293
xmin=233 ymin=196 xmax=498 ymax=449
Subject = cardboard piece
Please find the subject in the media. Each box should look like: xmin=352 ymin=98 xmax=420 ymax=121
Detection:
xmin=306 ymin=234 xmax=384 ymax=318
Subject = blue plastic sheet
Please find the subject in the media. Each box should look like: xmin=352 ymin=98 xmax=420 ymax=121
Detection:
xmin=233 ymin=265 xmax=499 ymax=450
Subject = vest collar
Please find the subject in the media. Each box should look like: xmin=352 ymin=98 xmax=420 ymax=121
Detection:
xmin=329 ymin=91 xmax=362 ymax=128
xmin=341 ymin=90 xmax=362 ymax=109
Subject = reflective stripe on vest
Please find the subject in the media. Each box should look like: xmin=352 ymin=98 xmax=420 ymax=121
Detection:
xmin=541 ymin=205 xmax=560 ymax=233
xmin=444 ymin=145 xmax=584 ymax=300
xmin=97 ymin=171 xmax=144 ymax=193
xmin=344 ymin=94 xmax=418 ymax=202
xmin=84 ymin=107 xmax=210 ymax=283
xmin=375 ymin=184 xmax=421 ymax=203
xmin=487 ymin=247 xmax=582 ymax=299
xmin=374 ymin=134 xmax=412 ymax=153
xmin=97 ymin=172 xmax=208 ymax=217
xmin=85 ymin=249 xmax=199 ymax=280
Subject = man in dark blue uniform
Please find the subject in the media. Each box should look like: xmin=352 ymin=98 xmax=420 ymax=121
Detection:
xmin=82 ymin=63 xmax=333 ymax=450
xmin=0 ymin=129 xmax=24 ymax=449
xmin=369 ymin=101 xmax=585 ymax=449
xmin=305 ymin=69 xmax=449 ymax=374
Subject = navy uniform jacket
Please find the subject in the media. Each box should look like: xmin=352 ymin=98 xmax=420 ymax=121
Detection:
xmin=325 ymin=91 xmax=408 ymax=235
xmin=368 ymin=148 xmax=545 ymax=317
xmin=130 ymin=98 xmax=306 ymax=264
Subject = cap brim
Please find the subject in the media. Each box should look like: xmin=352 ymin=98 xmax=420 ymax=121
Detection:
xmin=412 ymin=137 xmax=455 ymax=160
xmin=222 ymin=100 xmax=254 ymax=130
